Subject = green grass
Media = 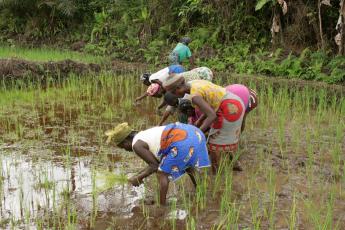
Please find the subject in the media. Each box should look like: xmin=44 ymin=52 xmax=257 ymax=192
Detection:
xmin=0 ymin=45 xmax=106 ymax=64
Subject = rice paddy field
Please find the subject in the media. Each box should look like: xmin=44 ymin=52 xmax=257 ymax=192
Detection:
xmin=0 ymin=55 xmax=344 ymax=229
xmin=0 ymin=46 xmax=106 ymax=64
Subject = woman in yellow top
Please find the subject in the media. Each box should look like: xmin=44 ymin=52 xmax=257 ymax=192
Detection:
xmin=163 ymin=76 xmax=246 ymax=172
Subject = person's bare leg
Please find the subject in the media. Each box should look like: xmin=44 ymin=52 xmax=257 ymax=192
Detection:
xmin=241 ymin=113 xmax=247 ymax=132
xmin=209 ymin=150 xmax=221 ymax=174
xmin=157 ymin=171 xmax=170 ymax=205
xmin=230 ymin=151 xmax=243 ymax=171
xmin=186 ymin=168 xmax=197 ymax=188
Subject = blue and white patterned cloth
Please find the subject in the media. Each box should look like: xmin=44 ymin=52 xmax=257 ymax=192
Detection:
xmin=158 ymin=123 xmax=210 ymax=181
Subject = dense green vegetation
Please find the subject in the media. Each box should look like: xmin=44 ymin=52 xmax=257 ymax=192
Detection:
xmin=0 ymin=0 xmax=344 ymax=83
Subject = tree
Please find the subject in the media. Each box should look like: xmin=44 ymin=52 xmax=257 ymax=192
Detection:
xmin=318 ymin=0 xmax=332 ymax=50
xmin=255 ymin=0 xmax=287 ymax=52
xmin=335 ymin=0 xmax=345 ymax=55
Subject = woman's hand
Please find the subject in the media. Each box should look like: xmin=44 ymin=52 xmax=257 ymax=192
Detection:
xmin=128 ymin=176 xmax=143 ymax=187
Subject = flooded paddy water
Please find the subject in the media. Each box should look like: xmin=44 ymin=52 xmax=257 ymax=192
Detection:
xmin=0 ymin=72 xmax=344 ymax=229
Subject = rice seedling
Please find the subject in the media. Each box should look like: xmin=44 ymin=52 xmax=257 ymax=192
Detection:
xmin=0 ymin=45 xmax=106 ymax=64
xmin=0 ymin=60 xmax=344 ymax=229
xmin=96 ymin=170 xmax=127 ymax=192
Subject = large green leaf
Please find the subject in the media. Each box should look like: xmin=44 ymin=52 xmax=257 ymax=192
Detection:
xmin=255 ymin=0 xmax=272 ymax=11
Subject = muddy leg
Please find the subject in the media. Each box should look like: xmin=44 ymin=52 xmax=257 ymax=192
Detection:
xmin=229 ymin=152 xmax=243 ymax=171
xmin=241 ymin=113 xmax=247 ymax=132
xmin=209 ymin=150 xmax=221 ymax=174
xmin=186 ymin=168 xmax=197 ymax=188
xmin=157 ymin=171 xmax=169 ymax=206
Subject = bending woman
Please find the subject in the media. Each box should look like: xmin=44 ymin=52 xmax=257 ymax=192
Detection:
xmin=105 ymin=122 xmax=210 ymax=205
xmin=163 ymin=77 xmax=246 ymax=172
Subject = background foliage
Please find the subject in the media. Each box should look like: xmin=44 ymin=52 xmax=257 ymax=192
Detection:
xmin=0 ymin=0 xmax=344 ymax=83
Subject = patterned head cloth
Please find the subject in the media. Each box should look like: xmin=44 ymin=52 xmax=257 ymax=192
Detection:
xmin=162 ymin=74 xmax=184 ymax=90
xmin=105 ymin=122 xmax=132 ymax=144
xmin=146 ymin=83 xmax=161 ymax=96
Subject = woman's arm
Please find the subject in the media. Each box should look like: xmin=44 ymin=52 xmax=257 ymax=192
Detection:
xmin=130 ymin=140 xmax=160 ymax=185
xmin=157 ymin=171 xmax=169 ymax=205
xmin=194 ymin=113 xmax=207 ymax=127
xmin=156 ymin=99 xmax=167 ymax=115
xmin=192 ymin=96 xmax=217 ymax=132
xmin=157 ymin=99 xmax=167 ymax=110
xmin=158 ymin=110 xmax=171 ymax=126
xmin=135 ymin=92 xmax=149 ymax=103
xmin=128 ymin=166 xmax=156 ymax=186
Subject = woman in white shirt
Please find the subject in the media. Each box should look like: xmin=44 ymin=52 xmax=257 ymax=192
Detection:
xmin=105 ymin=122 xmax=210 ymax=205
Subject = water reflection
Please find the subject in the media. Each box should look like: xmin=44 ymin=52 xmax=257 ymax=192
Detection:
xmin=0 ymin=145 xmax=144 ymax=226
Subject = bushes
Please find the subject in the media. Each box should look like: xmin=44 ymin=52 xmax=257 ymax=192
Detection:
xmin=194 ymin=42 xmax=345 ymax=84
xmin=0 ymin=0 xmax=344 ymax=84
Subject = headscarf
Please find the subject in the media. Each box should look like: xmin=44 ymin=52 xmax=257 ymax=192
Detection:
xmin=146 ymin=83 xmax=161 ymax=96
xmin=162 ymin=74 xmax=184 ymax=90
xmin=105 ymin=122 xmax=132 ymax=144
xmin=149 ymin=65 xmax=184 ymax=84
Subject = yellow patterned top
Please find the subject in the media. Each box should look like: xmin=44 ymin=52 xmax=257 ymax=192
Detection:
xmin=189 ymin=80 xmax=226 ymax=111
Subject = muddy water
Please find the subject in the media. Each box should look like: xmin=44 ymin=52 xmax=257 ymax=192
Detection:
xmin=0 ymin=74 xmax=344 ymax=229
xmin=0 ymin=144 xmax=145 ymax=228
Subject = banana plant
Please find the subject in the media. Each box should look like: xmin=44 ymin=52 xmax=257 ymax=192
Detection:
xmin=255 ymin=0 xmax=287 ymax=53
xmin=318 ymin=0 xmax=332 ymax=50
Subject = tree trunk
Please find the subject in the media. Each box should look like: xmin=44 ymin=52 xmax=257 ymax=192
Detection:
xmin=339 ymin=0 xmax=345 ymax=55
xmin=271 ymin=7 xmax=282 ymax=53
xmin=318 ymin=0 xmax=325 ymax=50
xmin=340 ymin=23 xmax=345 ymax=55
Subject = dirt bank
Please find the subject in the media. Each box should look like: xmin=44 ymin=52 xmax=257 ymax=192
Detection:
xmin=0 ymin=58 xmax=151 ymax=82
xmin=0 ymin=58 xmax=344 ymax=97
xmin=0 ymin=58 xmax=101 ymax=80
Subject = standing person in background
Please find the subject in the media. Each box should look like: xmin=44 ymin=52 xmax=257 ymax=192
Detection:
xmin=169 ymin=37 xmax=194 ymax=67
